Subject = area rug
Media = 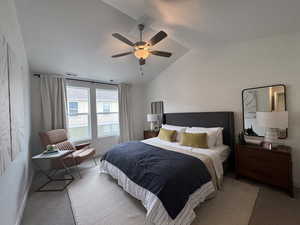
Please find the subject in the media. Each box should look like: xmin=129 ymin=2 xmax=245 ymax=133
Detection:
xmin=67 ymin=168 xmax=259 ymax=225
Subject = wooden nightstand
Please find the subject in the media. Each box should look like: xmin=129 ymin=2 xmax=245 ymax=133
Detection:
xmin=236 ymin=144 xmax=293 ymax=197
xmin=144 ymin=130 xmax=159 ymax=139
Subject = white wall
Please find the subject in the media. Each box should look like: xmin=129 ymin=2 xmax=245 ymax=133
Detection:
xmin=145 ymin=32 xmax=300 ymax=187
xmin=30 ymin=77 xmax=146 ymax=155
xmin=0 ymin=0 xmax=32 ymax=225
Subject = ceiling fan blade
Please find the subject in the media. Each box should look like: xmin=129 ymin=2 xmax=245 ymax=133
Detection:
xmin=139 ymin=58 xmax=146 ymax=65
xmin=112 ymin=33 xmax=134 ymax=46
xmin=149 ymin=31 xmax=167 ymax=46
xmin=111 ymin=52 xmax=133 ymax=58
xmin=150 ymin=50 xmax=172 ymax=57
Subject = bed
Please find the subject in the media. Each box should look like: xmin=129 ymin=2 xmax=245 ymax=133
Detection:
xmin=100 ymin=112 xmax=235 ymax=225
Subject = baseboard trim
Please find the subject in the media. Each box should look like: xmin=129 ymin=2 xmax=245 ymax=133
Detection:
xmin=15 ymin=171 xmax=34 ymax=225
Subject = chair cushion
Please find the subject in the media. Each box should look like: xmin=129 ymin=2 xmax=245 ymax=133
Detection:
xmin=53 ymin=147 xmax=96 ymax=168
xmin=40 ymin=129 xmax=68 ymax=146
xmin=74 ymin=148 xmax=96 ymax=164
xmin=56 ymin=141 xmax=76 ymax=150
xmin=74 ymin=148 xmax=95 ymax=158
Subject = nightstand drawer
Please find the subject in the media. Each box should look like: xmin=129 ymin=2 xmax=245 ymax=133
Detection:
xmin=144 ymin=130 xmax=159 ymax=139
xmin=238 ymin=147 xmax=290 ymax=166
xmin=238 ymin=166 xmax=289 ymax=188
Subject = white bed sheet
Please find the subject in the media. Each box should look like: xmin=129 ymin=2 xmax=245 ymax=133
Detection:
xmin=142 ymin=137 xmax=230 ymax=182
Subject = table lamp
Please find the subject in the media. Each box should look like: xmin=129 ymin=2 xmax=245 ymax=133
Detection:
xmin=256 ymin=111 xmax=288 ymax=148
xmin=147 ymin=114 xmax=159 ymax=131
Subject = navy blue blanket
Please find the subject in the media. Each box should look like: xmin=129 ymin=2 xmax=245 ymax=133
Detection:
xmin=101 ymin=141 xmax=211 ymax=219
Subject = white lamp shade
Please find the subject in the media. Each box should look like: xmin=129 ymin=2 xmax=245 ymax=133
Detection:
xmin=256 ymin=111 xmax=288 ymax=129
xmin=147 ymin=114 xmax=159 ymax=122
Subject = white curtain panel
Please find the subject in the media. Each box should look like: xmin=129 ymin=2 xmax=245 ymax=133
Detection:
xmin=118 ymin=83 xmax=133 ymax=143
xmin=40 ymin=75 xmax=67 ymax=131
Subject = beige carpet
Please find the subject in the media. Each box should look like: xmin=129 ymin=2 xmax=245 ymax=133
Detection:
xmin=68 ymin=169 xmax=259 ymax=225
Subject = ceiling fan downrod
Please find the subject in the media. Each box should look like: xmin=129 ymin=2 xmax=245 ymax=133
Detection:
xmin=138 ymin=24 xmax=144 ymax=42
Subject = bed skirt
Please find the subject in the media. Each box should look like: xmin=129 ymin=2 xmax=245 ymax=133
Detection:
xmin=100 ymin=160 xmax=215 ymax=225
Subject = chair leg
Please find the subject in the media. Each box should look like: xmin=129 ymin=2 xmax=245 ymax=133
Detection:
xmin=72 ymin=155 xmax=82 ymax=179
xmin=75 ymin=163 xmax=82 ymax=179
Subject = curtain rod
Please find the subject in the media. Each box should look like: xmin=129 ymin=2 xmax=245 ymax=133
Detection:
xmin=33 ymin=74 xmax=118 ymax=86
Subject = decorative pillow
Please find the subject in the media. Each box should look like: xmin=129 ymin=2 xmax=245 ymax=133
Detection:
xmin=188 ymin=127 xmax=224 ymax=146
xmin=161 ymin=124 xmax=187 ymax=142
xmin=56 ymin=141 xmax=76 ymax=150
xmin=186 ymin=128 xmax=217 ymax=148
xmin=180 ymin=132 xmax=208 ymax=148
xmin=158 ymin=128 xmax=177 ymax=142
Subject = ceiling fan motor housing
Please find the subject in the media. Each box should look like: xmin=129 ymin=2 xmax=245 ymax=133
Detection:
xmin=138 ymin=24 xmax=145 ymax=31
xmin=135 ymin=41 xmax=148 ymax=47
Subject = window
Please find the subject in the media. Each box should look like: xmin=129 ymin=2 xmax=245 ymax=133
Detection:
xmin=68 ymin=102 xmax=78 ymax=115
xmin=66 ymin=86 xmax=91 ymax=141
xmin=66 ymin=83 xmax=119 ymax=142
xmin=103 ymin=103 xmax=110 ymax=113
xmin=96 ymin=89 xmax=119 ymax=137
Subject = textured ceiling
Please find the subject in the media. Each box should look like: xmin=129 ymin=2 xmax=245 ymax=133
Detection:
xmin=103 ymin=0 xmax=300 ymax=49
xmin=15 ymin=0 xmax=300 ymax=83
xmin=14 ymin=0 xmax=188 ymax=84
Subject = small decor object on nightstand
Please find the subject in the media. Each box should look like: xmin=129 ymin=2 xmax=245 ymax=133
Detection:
xmin=238 ymin=131 xmax=246 ymax=145
xmin=262 ymin=142 xmax=272 ymax=150
xmin=147 ymin=114 xmax=160 ymax=131
xmin=256 ymin=111 xmax=288 ymax=149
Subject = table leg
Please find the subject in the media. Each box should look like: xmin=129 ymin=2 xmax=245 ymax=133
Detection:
xmin=72 ymin=155 xmax=82 ymax=178
xmin=33 ymin=159 xmax=74 ymax=192
xmin=33 ymin=160 xmax=53 ymax=181
xmin=60 ymin=158 xmax=74 ymax=179
xmin=93 ymin=156 xmax=97 ymax=166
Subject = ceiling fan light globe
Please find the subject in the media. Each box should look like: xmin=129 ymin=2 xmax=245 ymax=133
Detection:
xmin=134 ymin=49 xmax=150 ymax=59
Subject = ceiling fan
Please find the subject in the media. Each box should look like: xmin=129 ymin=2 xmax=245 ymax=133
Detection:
xmin=111 ymin=24 xmax=172 ymax=65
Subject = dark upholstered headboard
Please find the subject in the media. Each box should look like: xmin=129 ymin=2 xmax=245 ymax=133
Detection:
xmin=163 ymin=112 xmax=235 ymax=166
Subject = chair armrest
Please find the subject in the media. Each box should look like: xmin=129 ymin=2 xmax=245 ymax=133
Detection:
xmin=75 ymin=143 xmax=91 ymax=150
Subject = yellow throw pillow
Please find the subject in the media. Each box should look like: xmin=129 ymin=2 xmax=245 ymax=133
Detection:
xmin=180 ymin=132 xmax=208 ymax=148
xmin=158 ymin=128 xmax=177 ymax=142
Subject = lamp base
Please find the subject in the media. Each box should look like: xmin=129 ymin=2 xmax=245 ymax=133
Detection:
xmin=150 ymin=122 xmax=160 ymax=132
xmin=150 ymin=122 xmax=154 ymax=131
xmin=264 ymin=128 xmax=279 ymax=149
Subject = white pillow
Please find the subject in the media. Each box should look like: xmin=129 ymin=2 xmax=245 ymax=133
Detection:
xmin=161 ymin=124 xmax=187 ymax=142
xmin=188 ymin=127 xmax=224 ymax=146
xmin=186 ymin=128 xmax=218 ymax=148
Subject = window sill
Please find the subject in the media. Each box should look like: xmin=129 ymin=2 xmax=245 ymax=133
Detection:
xmin=97 ymin=135 xmax=120 ymax=139
xmin=71 ymin=139 xmax=92 ymax=145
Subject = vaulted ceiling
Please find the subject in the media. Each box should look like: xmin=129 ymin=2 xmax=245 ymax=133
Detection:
xmin=15 ymin=0 xmax=300 ymax=83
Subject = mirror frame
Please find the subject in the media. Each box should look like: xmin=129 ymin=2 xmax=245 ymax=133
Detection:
xmin=242 ymin=84 xmax=287 ymax=138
